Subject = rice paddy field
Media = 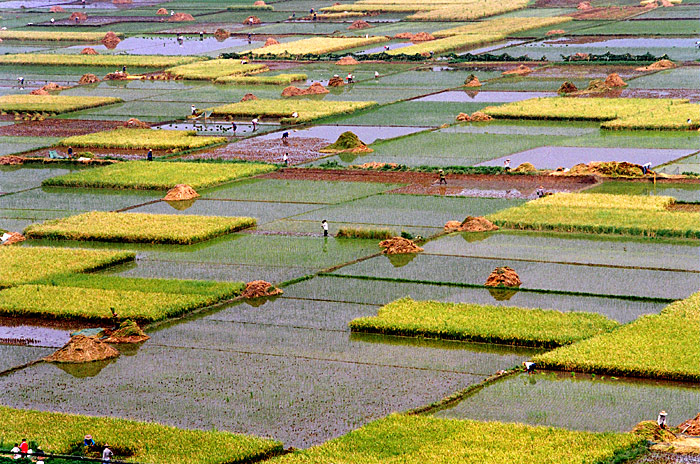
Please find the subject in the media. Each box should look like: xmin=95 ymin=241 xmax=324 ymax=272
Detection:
xmin=0 ymin=0 xmax=698 ymax=462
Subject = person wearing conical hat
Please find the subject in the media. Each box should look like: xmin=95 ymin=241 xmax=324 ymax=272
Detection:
xmin=658 ymin=410 xmax=667 ymax=429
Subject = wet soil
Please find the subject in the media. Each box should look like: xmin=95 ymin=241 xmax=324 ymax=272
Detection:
xmin=0 ymin=119 xmax=124 ymax=138
xmin=532 ymin=64 xmax=644 ymax=79
xmin=621 ymin=88 xmax=700 ymax=103
xmin=534 ymin=0 xmax=585 ymax=6
xmin=182 ymin=137 xmax=330 ymax=164
xmin=262 ymin=169 xmax=599 ymax=196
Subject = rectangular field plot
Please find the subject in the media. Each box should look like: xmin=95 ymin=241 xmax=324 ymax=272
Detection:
xmin=331 ymin=254 xmax=698 ymax=300
xmin=350 ymin=297 xmax=617 ymax=348
xmin=25 ymin=212 xmax=255 ymax=244
xmin=271 ymin=414 xmax=641 ymax=464
xmin=0 ymin=136 xmax=61 ymax=156
xmin=283 ymin=276 xmax=668 ymax=323
xmin=435 ymin=371 xmax=700 ymax=433
xmin=584 ymin=181 xmax=700 ymax=203
xmin=152 ymin=314 xmax=533 ymax=376
xmin=0 ymin=344 xmax=482 ymax=448
xmin=0 ymin=246 xmax=134 ymax=287
xmin=0 ymin=405 xmax=281 ymax=464
xmin=44 ymin=161 xmax=276 ymax=190
xmin=0 ymin=165 xmax=91 ymax=194
xmin=202 ymin=178 xmax=404 ymax=204
xmin=422 ymin=231 xmax=700 ymax=272
xmin=254 ymin=219 xmax=441 ymax=239
xmin=627 ymin=66 xmax=700 ymax=90
xmin=658 ymin=153 xmax=700 ymax=175
xmin=131 ymin=199 xmax=321 ymax=224
xmin=351 ymin=131 xmax=572 ymax=168
xmin=0 ymin=187 xmax=161 ymax=212
xmin=476 ymin=146 xmax=693 ymax=170
xmin=294 ymin=194 xmax=522 ymax=228
xmin=326 ymin=101 xmax=488 ymax=127
xmin=117 ymin=259 xmax=316 ymax=284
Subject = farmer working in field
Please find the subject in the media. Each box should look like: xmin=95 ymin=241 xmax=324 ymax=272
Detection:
xmin=191 ymin=105 xmax=198 ymax=116
xmin=658 ymin=411 xmax=668 ymax=429
xmin=438 ymin=169 xmax=447 ymax=185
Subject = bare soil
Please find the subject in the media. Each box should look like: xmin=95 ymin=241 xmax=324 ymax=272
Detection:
xmin=668 ymin=203 xmax=700 ymax=212
xmin=182 ymin=138 xmax=330 ymax=164
xmin=568 ymin=6 xmax=647 ymax=19
xmin=0 ymin=119 xmax=124 ymax=137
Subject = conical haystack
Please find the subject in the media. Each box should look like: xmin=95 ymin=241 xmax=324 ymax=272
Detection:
xmin=282 ymin=82 xmax=328 ymax=96
xmin=502 ymin=65 xmax=532 ymax=76
xmin=264 ymin=37 xmax=280 ymax=47
xmin=678 ymin=413 xmax=700 ymax=436
xmin=485 ymin=267 xmax=521 ymax=287
xmin=243 ymin=15 xmax=262 ymax=25
xmin=168 ymin=12 xmax=195 ymax=21
xmin=156 ymin=7 xmax=168 ymax=15
xmin=81 ymin=47 xmax=98 ymax=55
xmin=320 ymin=131 xmax=372 ymax=153
xmin=558 ymin=81 xmax=578 ymax=93
xmin=214 ymin=28 xmax=230 ymax=40
xmin=513 ymin=162 xmax=536 ymax=173
xmin=163 ymin=184 xmax=200 ymax=201
xmin=124 ymin=117 xmax=149 ymax=128
xmin=348 ymin=20 xmax=371 ymax=29
xmin=469 ymin=111 xmax=492 ymax=122
xmin=464 ymin=74 xmax=481 ymax=87
xmin=336 ymin=56 xmax=359 ymax=65
xmin=44 ymin=335 xmax=120 ymax=363
xmin=636 ymin=59 xmax=676 ymax=71
xmin=103 ymin=319 xmax=150 ymax=344
xmin=80 ymin=70 xmax=100 ymax=82
xmin=411 ymin=32 xmax=435 ymax=42
xmin=241 ymin=280 xmax=283 ymax=298
xmin=379 ymin=237 xmax=423 ymax=254
xmin=604 ymin=73 xmax=627 ymax=87
xmin=328 ymin=76 xmax=345 ymax=87
xmin=102 ymin=31 xmax=121 ymax=49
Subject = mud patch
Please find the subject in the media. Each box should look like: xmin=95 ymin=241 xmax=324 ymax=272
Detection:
xmin=667 ymin=203 xmax=700 ymax=212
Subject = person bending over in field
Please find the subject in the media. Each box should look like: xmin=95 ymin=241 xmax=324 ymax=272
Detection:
xmin=523 ymin=361 xmax=535 ymax=374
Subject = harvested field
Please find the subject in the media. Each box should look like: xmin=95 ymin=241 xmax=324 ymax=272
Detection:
xmin=0 ymin=120 xmax=124 ymax=138
xmin=183 ymin=138 xmax=331 ymax=165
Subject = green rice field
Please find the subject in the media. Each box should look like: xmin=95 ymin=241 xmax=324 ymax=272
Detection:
xmin=0 ymin=2 xmax=697 ymax=463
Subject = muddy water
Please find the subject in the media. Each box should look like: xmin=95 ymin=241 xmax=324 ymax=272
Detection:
xmin=465 ymin=40 xmax=527 ymax=55
xmin=546 ymin=37 xmax=700 ymax=49
xmin=415 ymin=90 xmax=556 ymax=103
xmin=0 ymin=325 xmax=71 ymax=348
xmin=360 ymin=42 xmax=413 ymax=54
xmin=253 ymin=124 xmax=428 ymax=144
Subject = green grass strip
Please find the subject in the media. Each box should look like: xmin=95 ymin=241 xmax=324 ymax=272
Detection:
xmin=166 ymin=59 xmax=269 ymax=80
xmin=25 ymin=212 xmax=255 ymax=244
xmin=270 ymin=413 xmax=643 ymax=464
xmin=59 ymin=128 xmax=225 ymax=150
xmin=208 ymin=99 xmax=377 ymax=124
xmin=488 ymin=193 xmax=700 ymax=239
xmin=0 ymin=406 xmax=282 ymax=464
xmin=42 ymin=161 xmax=277 ymax=190
xmin=0 ymin=247 xmax=134 ymax=287
xmin=336 ymin=227 xmax=395 ymax=240
xmin=0 ymin=95 xmax=121 ymax=115
xmin=350 ymin=297 xmax=618 ymax=348
xmin=0 ymin=54 xmax=202 ymax=68
xmin=534 ymin=292 xmax=700 ymax=382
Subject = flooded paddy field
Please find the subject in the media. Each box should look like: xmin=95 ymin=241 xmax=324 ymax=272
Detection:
xmin=0 ymin=0 xmax=698 ymax=461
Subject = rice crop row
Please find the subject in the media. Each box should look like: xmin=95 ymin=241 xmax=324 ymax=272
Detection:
xmin=433 ymin=16 xmax=572 ymax=38
xmin=349 ymin=297 xmax=618 ymax=348
xmin=488 ymin=193 xmax=700 ymax=239
xmin=165 ymin=59 xmax=269 ymax=80
xmin=483 ymin=97 xmax=698 ymax=131
xmin=0 ymin=31 xmax=122 ymax=41
xmin=603 ymin=102 xmax=700 ymax=130
xmin=25 ymin=212 xmax=256 ymax=244
xmin=0 ymin=54 xmax=201 ymax=68
xmin=0 ymin=406 xmax=281 ymax=464
xmin=0 ymin=247 xmax=134 ymax=287
xmin=534 ymin=193 xmax=675 ymax=211
xmin=249 ymin=36 xmax=388 ymax=56
xmin=270 ymin=413 xmax=643 ymax=464
xmin=408 ymin=0 xmax=529 ymax=21
xmin=59 ymin=128 xmax=225 ymax=150
xmin=386 ymin=34 xmax=503 ymax=56
xmin=215 ymin=73 xmax=308 ymax=85
xmin=227 ymin=4 xmax=274 ymax=9
xmin=535 ymin=292 xmax=700 ymax=381
xmin=43 ymin=161 xmax=277 ymax=190
xmin=208 ymin=99 xmax=377 ymax=124
xmin=336 ymin=227 xmax=395 ymax=239
xmin=0 ymin=95 xmax=122 ymax=115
